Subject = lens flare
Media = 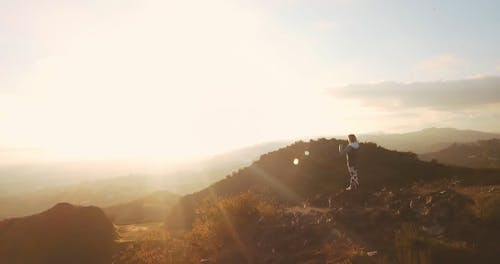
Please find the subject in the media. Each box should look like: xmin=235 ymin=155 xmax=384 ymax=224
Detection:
xmin=293 ymin=158 xmax=299 ymax=165
xmin=304 ymin=150 xmax=310 ymax=156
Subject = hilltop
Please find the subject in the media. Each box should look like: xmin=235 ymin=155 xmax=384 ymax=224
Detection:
xmin=165 ymin=138 xmax=498 ymax=230
xmin=0 ymin=203 xmax=116 ymax=264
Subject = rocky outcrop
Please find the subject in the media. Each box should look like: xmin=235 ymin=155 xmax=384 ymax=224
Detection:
xmin=0 ymin=203 xmax=116 ymax=264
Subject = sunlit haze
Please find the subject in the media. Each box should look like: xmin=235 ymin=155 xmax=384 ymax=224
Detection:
xmin=1 ymin=0 xmax=500 ymax=163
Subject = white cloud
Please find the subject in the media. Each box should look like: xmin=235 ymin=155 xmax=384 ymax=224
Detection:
xmin=331 ymin=76 xmax=500 ymax=110
xmin=329 ymin=76 xmax=500 ymax=132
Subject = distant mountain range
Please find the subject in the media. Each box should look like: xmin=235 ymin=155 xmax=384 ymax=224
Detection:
xmin=0 ymin=175 xmax=168 ymax=219
xmin=359 ymin=127 xmax=500 ymax=154
xmin=0 ymin=141 xmax=288 ymax=220
xmin=420 ymin=139 xmax=500 ymax=169
xmin=0 ymin=141 xmax=289 ymax=198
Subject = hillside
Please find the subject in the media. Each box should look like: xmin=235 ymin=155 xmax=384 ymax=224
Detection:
xmin=104 ymin=190 xmax=179 ymax=224
xmin=0 ymin=203 xmax=116 ymax=264
xmin=165 ymin=138 xmax=499 ymax=230
xmin=129 ymin=138 xmax=500 ymax=263
xmin=420 ymin=139 xmax=500 ymax=169
xmin=132 ymin=188 xmax=500 ymax=264
xmin=360 ymin=127 xmax=500 ymax=153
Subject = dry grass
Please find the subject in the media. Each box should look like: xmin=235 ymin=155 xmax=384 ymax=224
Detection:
xmin=321 ymin=235 xmax=364 ymax=264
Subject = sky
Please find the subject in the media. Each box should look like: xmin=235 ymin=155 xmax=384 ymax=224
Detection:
xmin=1 ymin=0 xmax=499 ymax=163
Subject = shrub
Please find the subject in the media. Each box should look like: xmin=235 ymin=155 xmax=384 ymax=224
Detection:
xmin=189 ymin=192 xmax=280 ymax=261
xmin=476 ymin=196 xmax=500 ymax=225
xmin=321 ymin=235 xmax=363 ymax=263
xmin=395 ymin=224 xmax=431 ymax=264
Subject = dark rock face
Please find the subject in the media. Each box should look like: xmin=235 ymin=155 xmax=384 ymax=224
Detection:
xmin=0 ymin=202 xmax=116 ymax=264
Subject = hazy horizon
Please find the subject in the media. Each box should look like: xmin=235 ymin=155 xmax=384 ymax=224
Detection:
xmin=1 ymin=0 xmax=500 ymax=164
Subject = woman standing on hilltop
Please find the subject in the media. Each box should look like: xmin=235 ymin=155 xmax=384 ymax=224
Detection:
xmin=339 ymin=134 xmax=360 ymax=191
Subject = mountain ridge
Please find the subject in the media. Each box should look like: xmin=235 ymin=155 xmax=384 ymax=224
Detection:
xmin=359 ymin=127 xmax=500 ymax=153
xmin=420 ymin=138 xmax=500 ymax=169
xmin=165 ymin=138 xmax=500 ymax=231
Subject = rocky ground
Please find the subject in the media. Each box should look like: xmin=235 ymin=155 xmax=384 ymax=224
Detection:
xmin=213 ymin=185 xmax=499 ymax=263
xmin=113 ymin=184 xmax=500 ymax=264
